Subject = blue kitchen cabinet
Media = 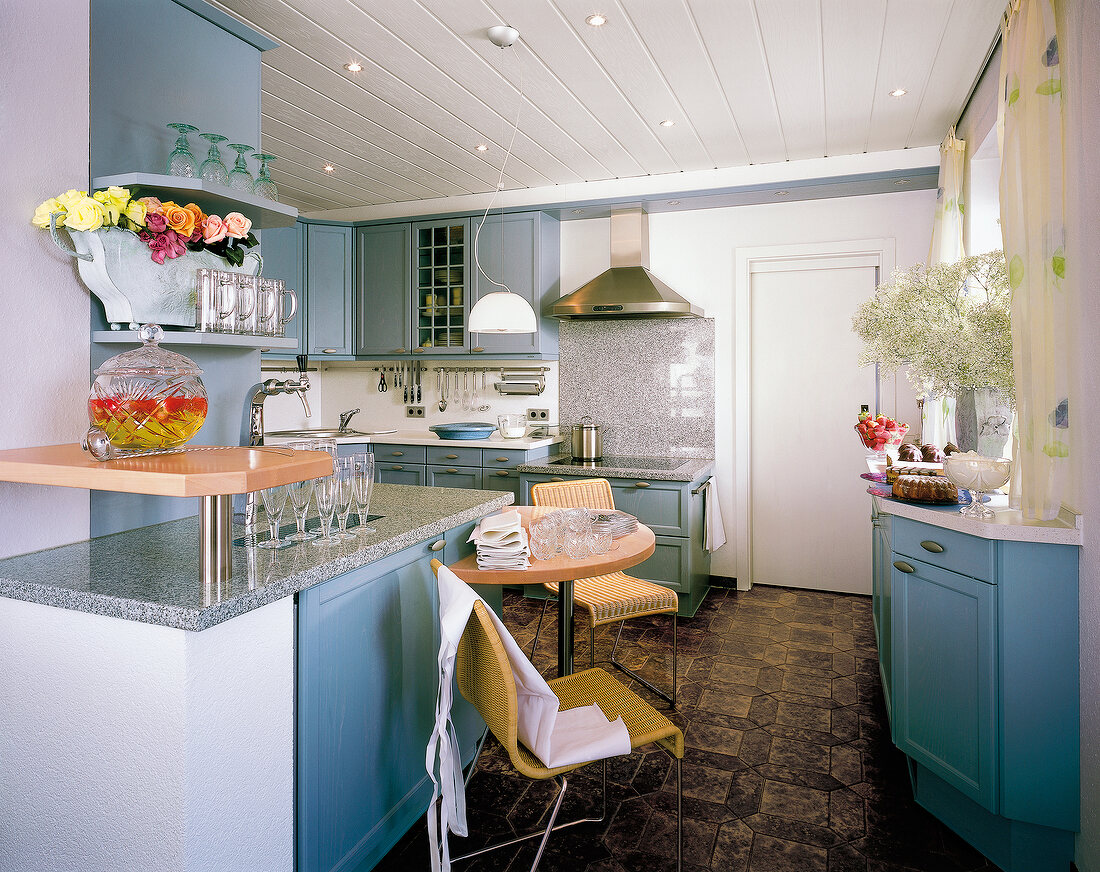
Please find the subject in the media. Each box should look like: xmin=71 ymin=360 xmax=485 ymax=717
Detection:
xmin=874 ymin=512 xmax=1079 ymax=872
xmin=297 ymin=524 xmax=485 ymax=872
xmin=413 ymin=218 xmax=471 ymax=354
xmin=356 ymin=224 xmax=412 ymax=356
xmin=306 ymin=224 xmax=355 ymax=358
xmin=260 ymin=221 xmax=307 ymax=358
xmin=870 ymin=506 xmax=893 ymax=730
xmin=471 ymin=212 xmax=560 ymax=356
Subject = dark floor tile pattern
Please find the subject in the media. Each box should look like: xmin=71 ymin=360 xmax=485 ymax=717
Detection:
xmin=376 ymin=585 xmax=1001 ymax=872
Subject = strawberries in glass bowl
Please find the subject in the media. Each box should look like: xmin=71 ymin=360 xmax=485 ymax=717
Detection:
xmin=855 ymin=412 xmax=908 ymax=455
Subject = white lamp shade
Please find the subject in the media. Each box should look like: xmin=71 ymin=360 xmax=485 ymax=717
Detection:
xmin=468 ymin=291 xmax=537 ymax=333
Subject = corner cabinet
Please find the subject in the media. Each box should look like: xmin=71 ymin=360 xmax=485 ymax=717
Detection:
xmin=305 ymin=224 xmax=355 ymax=357
xmin=870 ymin=509 xmax=1079 ymax=872
xmin=259 ymin=222 xmax=307 ymax=357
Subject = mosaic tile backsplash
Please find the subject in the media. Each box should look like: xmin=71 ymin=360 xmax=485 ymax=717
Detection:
xmin=559 ymin=319 xmax=715 ymax=458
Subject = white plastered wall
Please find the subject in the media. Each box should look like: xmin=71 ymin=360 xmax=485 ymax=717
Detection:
xmin=561 ymin=190 xmax=935 ymax=581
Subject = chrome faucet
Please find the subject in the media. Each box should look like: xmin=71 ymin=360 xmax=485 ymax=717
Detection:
xmin=243 ymin=354 xmax=312 ymax=448
xmin=338 ymin=408 xmax=360 ymax=433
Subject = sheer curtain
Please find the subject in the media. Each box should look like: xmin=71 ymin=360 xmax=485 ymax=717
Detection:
xmin=999 ymin=0 xmax=1069 ymax=520
xmin=921 ymin=129 xmax=966 ymax=448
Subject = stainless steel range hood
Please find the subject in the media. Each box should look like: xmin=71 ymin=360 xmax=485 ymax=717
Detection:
xmin=551 ymin=207 xmax=704 ymax=319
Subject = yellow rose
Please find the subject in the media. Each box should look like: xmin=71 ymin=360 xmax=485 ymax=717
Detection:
xmin=92 ymin=186 xmax=131 ymax=225
xmin=56 ymin=189 xmax=87 ymax=211
xmin=64 ymin=197 xmax=107 ymax=232
xmin=32 ymin=198 xmax=64 ymax=228
xmin=124 ymin=199 xmax=147 ymax=227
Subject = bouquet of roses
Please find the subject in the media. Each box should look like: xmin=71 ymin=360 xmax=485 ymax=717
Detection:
xmin=33 ymin=186 xmax=258 ymax=267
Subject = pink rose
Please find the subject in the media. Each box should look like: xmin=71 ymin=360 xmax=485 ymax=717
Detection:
xmin=188 ymin=226 xmax=203 ymax=244
xmin=145 ymin=211 xmax=167 ymax=233
xmin=203 ymin=215 xmax=228 ymax=244
xmin=138 ymin=196 xmax=163 ymax=214
xmin=147 ymin=230 xmax=187 ymax=264
xmin=223 ymin=211 xmax=252 ymax=239
xmin=137 ymin=229 xmax=154 ymax=243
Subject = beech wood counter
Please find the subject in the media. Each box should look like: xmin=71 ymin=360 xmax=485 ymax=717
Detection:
xmin=447 ymin=505 xmax=656 ymax=676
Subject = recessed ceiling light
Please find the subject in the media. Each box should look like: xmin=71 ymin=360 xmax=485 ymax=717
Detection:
xmin=343 ymin=61 xmax=362 ymax=73
xmin=894 ymin=178 xmax=911 ymax=185
xmin=667 ymin=200 xmax=680 ymax=206
xmin=475 ymin=144 xmax=489 ymax=152
xmin=659 ymin=119 xmax=675 ymax=128
xmin=323 ymin=164 xmax=335 ymax=173
xmin=889 ymin=88 xmax=908 ymax=97
xmin=585 ymin=13 xmax=607 ymax=27
xmin=775 ymin=190 xmax=790 ymax=196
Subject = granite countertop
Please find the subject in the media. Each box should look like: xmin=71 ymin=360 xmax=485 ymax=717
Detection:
xmin=0 ymin=484 xmax=512 ymax=632
xmin=267 ymin=429 xmax=562 ymax=450
xmin=871 ymin=492 xmax=1082 ymax=545
xmin=517 ymin=454 xmax=714 ymax=483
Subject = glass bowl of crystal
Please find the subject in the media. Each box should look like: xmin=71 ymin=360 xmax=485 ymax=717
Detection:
xmin=84 ymin=324 xmax=208 ymax=459
xmin=943 ymin=451 xmax=1012 ymax=519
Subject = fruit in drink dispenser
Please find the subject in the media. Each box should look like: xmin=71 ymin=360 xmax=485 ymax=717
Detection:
xmin=88 ymin=394 xmax=207 ymax=449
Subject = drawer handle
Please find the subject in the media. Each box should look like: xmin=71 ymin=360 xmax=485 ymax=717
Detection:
xmin=322 ymin=348 xmax=338 ymax=354
xmin=635 ymin=481 xmax=650 ymax=488
xmin=496 ymin=456 xmax=509 ymax=462
xmin=550 ymin=476 xmax=564 ymax=482
xmin=495 ymin=470 xmax=510 ymax=477
xmin=391 ymin=451 xmax=404 ymax=457
xmin=429 ymin=539 xmax=445 ymax=552
xmin=893 ymin=560 xmax=915 ymax=574
xmin=920 ymin=540 xmax=944 ymax=553
xmin=446 ymin=468 xmax=458 ymax=474
xmin=445 ymin=454 xmax=459 ymax=460
xmin=391 ymin=464 xmax=403 ymax=470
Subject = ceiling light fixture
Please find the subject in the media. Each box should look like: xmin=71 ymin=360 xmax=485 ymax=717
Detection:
xmin=659 ymin=119 xmax=675 ymax=128
xmin=343 ymin=61 xmax=362 ymax=73
xmin=889 ymin=88 xmax=908 ymax=97
xmin=468 ymin=25 xmax=538 ymax=335
xmin=585 ymin=13 xmax=607 ymax=27
xmin=323 ymin=164 xmax=335 ymax=173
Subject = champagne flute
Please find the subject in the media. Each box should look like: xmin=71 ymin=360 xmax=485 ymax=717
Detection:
xmin=332 ymin=458 xmax=357 ymax=541
xmin=313 ymin=474 xmax=338 ymax=545
xmin=351 ymin=452 xmax=375 ymax=534
xmin=284 ymin=440 xmax=317 ymax=542
xmin=258 ymin=484 xmax=289 ymax=549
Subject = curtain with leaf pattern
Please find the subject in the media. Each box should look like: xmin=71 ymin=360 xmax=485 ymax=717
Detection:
xmin=999 ymin=0 xmax=1068 ymax=520
xmin=921 ymin=129 xmax=966 ymax=447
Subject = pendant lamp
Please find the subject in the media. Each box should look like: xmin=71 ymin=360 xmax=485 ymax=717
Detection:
xmin=468 ymin=25 xmax=538 ymax=335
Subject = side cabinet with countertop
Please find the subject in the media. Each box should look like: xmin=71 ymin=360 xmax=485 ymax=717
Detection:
xmin=373 ymin=442 xmax=555 ymax=503
xmin=870 ymin=502 xmax=1080 ymax=872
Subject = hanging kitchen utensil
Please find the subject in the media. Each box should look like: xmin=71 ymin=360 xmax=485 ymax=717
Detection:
xmin=378 ymin=368 xmax=387 ymax=392
xmin=416 ymin=361 xmax=422 ymax=404
xmin=438 ymin=368 xmax=447 ymax=412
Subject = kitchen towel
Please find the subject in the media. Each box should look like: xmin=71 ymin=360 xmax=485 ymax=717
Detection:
xmin=426 ymin=564 xmax=630 ymax=872
xmin=702 ymin=477 xmax=727 ymax=552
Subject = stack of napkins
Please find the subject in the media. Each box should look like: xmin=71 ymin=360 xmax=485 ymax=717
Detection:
xmin=589 ymin=510 xmax=638 ymax=538
xmin=467 ymin=509 xmax=530 ymax=570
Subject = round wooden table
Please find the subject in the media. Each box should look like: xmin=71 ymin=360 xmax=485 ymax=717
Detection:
xmin=446 ymin=505 xmax=656 ymax=676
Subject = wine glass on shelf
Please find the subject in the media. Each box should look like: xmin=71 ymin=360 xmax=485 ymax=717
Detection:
xmin=227 ymin=143 xmax=255 ymax=193
xmin=252 ymin=154 xmax=279 ymax=201
xmin=198 ymin=132 xmax=230 ymax=186
xmin=332 ymin=458 xmax=358 ymax=541
xmin=350 ymin=452 xmax=375 ymax=534
xmin=258 ymin=484 xmax=289 ymax=549
xmin=313 ymin=474 xmax=339 ymax=546
xmin=165 ymin=123 xmax=198 ymax=177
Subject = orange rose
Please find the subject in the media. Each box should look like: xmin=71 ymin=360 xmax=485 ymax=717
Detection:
xmin=183 ymin=202 xmax=206 ymax=228
xmin=223 ymin=211 xmax=252 ymax=239
xmin=161 ymin=201 xmax=195 ymax=238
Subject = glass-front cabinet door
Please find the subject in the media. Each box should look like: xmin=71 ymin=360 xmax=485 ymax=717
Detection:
xmin=413 ymin=218 xmax=470 ymax=354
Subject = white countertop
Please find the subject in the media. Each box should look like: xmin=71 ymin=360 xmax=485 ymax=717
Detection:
xmin=266 ymin=429 xmax=561 ymax=450
xmin=872 ymin=492 xmax=1082 ymax=546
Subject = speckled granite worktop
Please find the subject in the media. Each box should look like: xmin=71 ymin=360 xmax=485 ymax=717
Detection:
xmin=0 ymin=484 xmax=511 ymax=632
xmin=517 ymin=454 xmax=714 ymax=483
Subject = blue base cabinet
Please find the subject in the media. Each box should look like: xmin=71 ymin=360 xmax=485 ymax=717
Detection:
xmin=296 ymin=524 xmax=486 ymax=872
xmin=872 ymin=511 xmax=1079 ymax=872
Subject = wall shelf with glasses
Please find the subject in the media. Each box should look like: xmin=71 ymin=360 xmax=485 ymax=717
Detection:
xmin=413 ymin=218 xmax=470 ymax=354
xmin=92 ymin=330 xmax=298 ymax=350
xmin=90 ymin=173 xmax=298 ymax=229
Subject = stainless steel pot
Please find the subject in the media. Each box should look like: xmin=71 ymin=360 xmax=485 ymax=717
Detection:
xmin=570 ymin=415 xmax=603 ymax=461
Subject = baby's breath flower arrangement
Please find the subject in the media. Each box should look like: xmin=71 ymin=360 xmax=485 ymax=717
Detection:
xmin=851 ymin=251 xmax=1014 ymax=406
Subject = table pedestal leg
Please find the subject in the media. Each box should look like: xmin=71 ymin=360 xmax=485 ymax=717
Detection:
xmin=199 ymin=494 xmax=233 ymax=586
xmin=557 ymin=579 xmax=574 ymax=677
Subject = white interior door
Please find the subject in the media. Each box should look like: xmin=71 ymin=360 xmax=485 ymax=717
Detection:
xmin=749 ymin=257 xmax=880 ymax=594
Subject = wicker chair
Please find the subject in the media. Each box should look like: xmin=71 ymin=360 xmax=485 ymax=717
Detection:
xmin=530 ymin=478 xmax=679 ymax=706
xmin=431 ymin=559 xmax=684 ymax=872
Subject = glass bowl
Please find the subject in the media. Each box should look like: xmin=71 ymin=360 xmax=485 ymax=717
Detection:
xmin=855 ymin=421 xmax=909 ymax=455
xmin=497 ymin=414 xmax=528 ymax=439
xmin=943 ymin=452 xmax=1012 ymax=519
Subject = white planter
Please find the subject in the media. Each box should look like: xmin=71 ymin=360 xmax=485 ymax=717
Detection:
xmin=51 ymin=218 xmax=261 ymax=330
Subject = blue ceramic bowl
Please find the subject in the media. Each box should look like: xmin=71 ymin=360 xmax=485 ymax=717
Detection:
xmin=429 ymin=422 xmax=497 ymax=440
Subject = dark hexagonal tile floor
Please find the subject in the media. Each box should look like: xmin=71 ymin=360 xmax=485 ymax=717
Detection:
xmin=374 ymin=585 xmax=1001 ymax=872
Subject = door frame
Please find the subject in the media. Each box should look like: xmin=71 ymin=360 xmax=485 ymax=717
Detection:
xmin=733 ymin=238 xmax=895 ymax=590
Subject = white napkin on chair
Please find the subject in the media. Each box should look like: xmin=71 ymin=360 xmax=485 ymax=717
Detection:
xmin=426 ymin=564 xmax=630 ymax=872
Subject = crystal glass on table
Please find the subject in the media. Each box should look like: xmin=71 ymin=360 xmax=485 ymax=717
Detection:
xmin=258 ymin=484 xmax=289 ymax=549
xmin=252 ymin=153 xmax=279 ymax=201
xmin=165 ymin=123 xmax=198 ymax=177
xmin=198 ymin=132 xmax=230 ymax=186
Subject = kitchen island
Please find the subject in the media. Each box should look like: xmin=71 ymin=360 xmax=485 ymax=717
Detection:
xmin=0 ymin=484 xmax=511 ymax=872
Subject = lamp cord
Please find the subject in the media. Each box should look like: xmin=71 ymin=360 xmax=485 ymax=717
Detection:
xmin=472 ymin=38 xmax=524 ymax=295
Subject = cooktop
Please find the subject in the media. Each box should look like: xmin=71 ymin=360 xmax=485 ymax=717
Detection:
xmin=549 ymin=455 xmax=686 ymax=471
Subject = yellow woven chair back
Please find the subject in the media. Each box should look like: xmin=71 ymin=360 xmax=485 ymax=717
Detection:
xmin=455 ymin=600 xmax=521 ymax=761
xmin=531 ymin=477 xmax=614 ymax=511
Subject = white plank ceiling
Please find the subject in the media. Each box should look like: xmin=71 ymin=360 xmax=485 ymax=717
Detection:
xmin=210 ymin=0 xmax=1003 ymax=214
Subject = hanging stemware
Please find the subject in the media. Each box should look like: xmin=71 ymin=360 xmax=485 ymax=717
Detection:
xmin=165 ymin=123 xmax=198 ymax=177
xmin=198 ymin=133 xmax=230 ymax=186
xmin=252 ymin=153 xmax=279 ymax=201
xmin=227 ymin=143 xmax=255 ymax=193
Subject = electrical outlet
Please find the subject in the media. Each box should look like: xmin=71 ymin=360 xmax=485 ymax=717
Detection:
xmin=527 ymin=408 xmax=550 ymax=421
xmin=406 ymin=406 xmax=425 ymax=418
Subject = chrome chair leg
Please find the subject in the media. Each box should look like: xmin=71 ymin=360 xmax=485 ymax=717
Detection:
xmin=530 ymin=774 xmax=568 ymax=872
xmin=609 ymin=614 xmax=678 ymax=707
xmin=530 ymin=597 xmax=550 ymax=659
xmin=676 ymin=756 xmax=683 ymax=872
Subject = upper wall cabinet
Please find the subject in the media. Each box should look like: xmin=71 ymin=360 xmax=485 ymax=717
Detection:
xmin=472 ymin=212 xmax=560 ymax=357
xmin=306 ymin=225 xmax=354 ymax=357
xmin=356 ymin=224 xmax=411 ymax=356
xmin=413 ymin=218 xmax=471 ymax=355
xmin=260 ymin=222 xmax=307 ymax=357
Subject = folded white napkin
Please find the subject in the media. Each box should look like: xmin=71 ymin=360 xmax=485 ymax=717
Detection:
xmin=426 ymin=564 xmax=631 ymax=872
xmin=469 ymin=511 xmax=530 ymax=569
xmin=472 ymin=509 xmax=522 ymax=543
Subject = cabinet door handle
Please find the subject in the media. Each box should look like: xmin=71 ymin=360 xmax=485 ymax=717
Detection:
xmin=495 ymin=456 xmax=509 ymax=462
xmin=391 ymin=464 xmax=404 ymax=470
xmin=920 ymin=540 xmax=944 ymax=553
xmin=550 ymin=476 xmax=564 ymax=482
xmin=429 ymin=539 xmax=446 ymax=552
xmin=391 ymin=451 xmax=404 ymax=456
xmin=471 ymin=347 xmax=485 ymax=353
xmin=393 ymin=347 xmax=406 ymax=354
xmin=413 ymin=347 xmax=424 ymax=353
xmin=445 ymin=454 xmax=459 ymax=460
xmin=495 ymin=470 xmax=510 ymax=477
xmin=322 ymin=348 xmax=337 ymax=354
xmin=893 ymin=560 xmax=915 ymax=573
xmin=635 ymin=481 xmax=650 ymax=488
xmin=446 ymin=468 xmax=458 ymax=474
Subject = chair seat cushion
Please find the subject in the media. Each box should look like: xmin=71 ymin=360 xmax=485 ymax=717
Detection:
xmin=544 ymin=572 xmax=678 ymax=626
